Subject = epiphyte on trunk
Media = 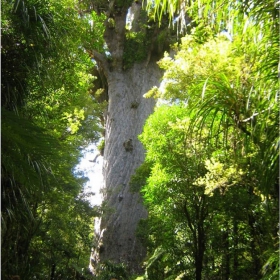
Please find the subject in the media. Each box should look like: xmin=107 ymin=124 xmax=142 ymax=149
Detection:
xmin=123 ymin=138 xmax=133 ymax=152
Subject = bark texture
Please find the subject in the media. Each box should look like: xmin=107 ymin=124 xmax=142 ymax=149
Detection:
xmin=89 ymin=1 xmax=163 ymax=274
xmin=100 ymin=63 xmax=161 ymax=273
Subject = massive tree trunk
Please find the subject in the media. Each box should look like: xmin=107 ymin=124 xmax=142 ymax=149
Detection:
xmin=89 ymin=1 xmax=162 ymax=275
xmin=100 ymin=63 xmax=161 ymax=273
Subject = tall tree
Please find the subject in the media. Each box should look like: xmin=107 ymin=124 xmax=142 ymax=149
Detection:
xmin=78 ymin=0 xmax=177 ymax=274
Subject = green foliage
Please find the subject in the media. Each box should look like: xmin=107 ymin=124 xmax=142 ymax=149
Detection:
xmin=130 ymin=162 xmax=152 ymax=193
xmin=137 ymin=1 xmax=279 ymax=279
xmin=27 ymin=195 xmax=98 ymax=279
xmin=145 ymin=0 xmax=279 ymax=37
xmin=1 ymin=0 xmax=104 ymax=279
xmin=2 ymin=107 xmax=97 ymax=279
xmin=149 ymin=23 xmax=278 ymax=196
xmin=139 ymin=103 xmax=278 ymax=279
xmin=95 ymin=260 xmax=129 ymax=279
xmin=123 ymin=31 xmax=149 ymax=69
xmin=97 ymin=139 xmax=105 ymax=156
xmin=261 ymin=249 xmax=279 ymax=280
xmin=145 ymin=0 xmax=183 ymax=28
xmin=115 ymin=0 xmax=134 ymax=8
xmin=123 ymin=9 xmax=178 ymax=69
xmin=82 ymin=10 xmax=106 ymax=53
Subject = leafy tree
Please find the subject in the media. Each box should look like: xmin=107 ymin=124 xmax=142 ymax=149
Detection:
xmin=145 ymin=0 xmax=279 ymax=195
xmin=1 ymin=0 xmax=104 ymax=278
xmin=135 ymin=1 xmax=278 ymax=278
xmin=138 ymin=105 xmax=210 ymax=279
xmin=138 ymin=103 xmax=277 ymax=279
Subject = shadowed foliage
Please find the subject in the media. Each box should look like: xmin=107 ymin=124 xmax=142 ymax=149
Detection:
xmin=1 ymin=0 xmax=103 ymax=278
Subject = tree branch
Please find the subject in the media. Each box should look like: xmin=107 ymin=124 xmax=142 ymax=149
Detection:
xmin=183 ymin=200 xmax=195 ymax=234
xmin=90 ymin=50 xmax=109 ymax=79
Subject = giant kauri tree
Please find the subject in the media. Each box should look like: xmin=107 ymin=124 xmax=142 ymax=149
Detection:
xmin=80 ymin=0 xmax=176 ymax=274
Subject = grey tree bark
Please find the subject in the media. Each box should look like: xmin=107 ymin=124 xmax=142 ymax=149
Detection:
xmin=100 ymin=63 xmax=161 ymax=273
xmin=89 ymin=1 xmax=162 ymax=275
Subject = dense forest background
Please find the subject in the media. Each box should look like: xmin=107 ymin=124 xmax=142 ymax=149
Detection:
xmin=1 ymin=0 xmax=279 ymax=280
xmin=2 ymin=0 xmax=105 ymax=278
